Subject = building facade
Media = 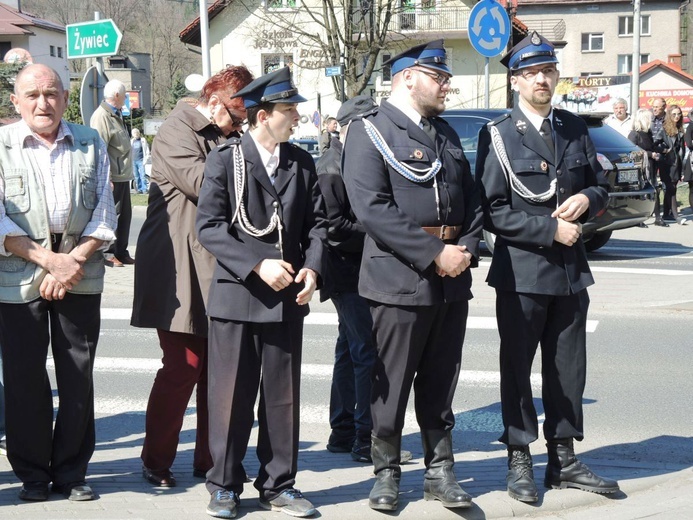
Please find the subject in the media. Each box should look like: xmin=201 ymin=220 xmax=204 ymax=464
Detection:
xmin=181 ymin=0 xmax=524 ymax=138
xmin=517 ymin=0 xmax=682 ymax=78
xmin=0 ymin=2 xmax=69 ymax=87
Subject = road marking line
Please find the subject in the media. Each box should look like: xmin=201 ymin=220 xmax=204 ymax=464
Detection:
xmin=100 ymin=309 xmax=598 ymax=332
xmin=591 ymin=266 xmax=693 ymax=276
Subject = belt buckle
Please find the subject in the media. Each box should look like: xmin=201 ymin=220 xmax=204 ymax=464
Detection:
xmin=439 ymin=225 xmax=448 ymax=240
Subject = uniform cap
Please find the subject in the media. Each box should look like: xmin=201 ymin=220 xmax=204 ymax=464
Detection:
xmin=231 ymin=66 xmax=307 ymax=108
xmin=336 ymin=95 xmax=378 ymax=126
xmin=383 ymin=39 xmax=451 ymax=76
xmin=500 ymin=31 xmax=558 ymax=71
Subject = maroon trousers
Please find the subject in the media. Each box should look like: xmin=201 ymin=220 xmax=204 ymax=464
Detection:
xmin=140 ymin=330 xmax=212 ymax=472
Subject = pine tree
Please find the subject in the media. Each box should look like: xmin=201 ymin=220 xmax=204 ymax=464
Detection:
xmin=0 ymin=62 xmax=25 ymax=121
xmin=64 ymin=84 xmax=83 ymax=125
xmin=168 ymin=75 xmax=189 ymax=110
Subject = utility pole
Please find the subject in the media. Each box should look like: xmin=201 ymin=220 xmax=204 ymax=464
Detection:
xmin=631 ymin=0 xmax=641 ymax=116
xmin=199 ymin=0 xmax=211 ymax=79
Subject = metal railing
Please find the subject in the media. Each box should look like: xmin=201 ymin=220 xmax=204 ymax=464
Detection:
xmin=523 ymin=19 xmax=566 ymax=41
xmin=350 ymin=5 xmax=471 ymax=35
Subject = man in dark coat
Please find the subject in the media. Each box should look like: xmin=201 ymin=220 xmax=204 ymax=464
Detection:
xmin=475 ymin=31 xmax=618 ymax=503
xmin=195 ymin=66 xmax=327 ymax=519
xmin=318 ymin=96 xmax=412 ymax=465
xmin=342 ymin=40 xmax=483 ymax=512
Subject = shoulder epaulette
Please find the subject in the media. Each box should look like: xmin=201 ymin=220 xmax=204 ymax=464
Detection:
xmin=217 ymin=137 xmax=241 ymax=151
xmin=488 ymin=113 xmax=511 ymax=126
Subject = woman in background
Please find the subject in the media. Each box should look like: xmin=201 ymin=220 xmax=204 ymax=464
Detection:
xmin=682 ymin=110 xmax=693 ymax=214
xmin=628 ymin=108 xmax=666 ymax=226
xmin=654 ymin=105 xmax=684 ymax=224
xmin=131 ymin=65 xmax=253 ymax=487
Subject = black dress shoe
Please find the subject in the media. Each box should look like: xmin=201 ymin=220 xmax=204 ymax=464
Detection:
xmin=18 ymin=482 xmax=50 ymax=501
xmin=142 ymin=466 xmax=176 ymax=487
xmin=116 ymin=255 xmax=135 ymax=265
xmin=654 ymin=218 xmax=669 ymax=227
xmin=53 ymin=482 xmax=95 ymax=501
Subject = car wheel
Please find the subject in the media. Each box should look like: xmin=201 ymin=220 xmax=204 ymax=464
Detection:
xmin=483 ymin=230 xmax=496 ymax=254
xmin=584 ymin=230 xmax=612 ymax=252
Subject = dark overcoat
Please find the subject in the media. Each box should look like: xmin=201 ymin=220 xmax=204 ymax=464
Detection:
xmin=316 ymin=137 xmax=365 ymax=301
xmin=475 ymin=106 xmax=609 ymax=295
xmin=342 ymin=100 xmax=483 ymax=306
xmin=131 ymin=100 xmax=224 ymax=336
xmin=196 ymin=134 xmax=327 ymax=323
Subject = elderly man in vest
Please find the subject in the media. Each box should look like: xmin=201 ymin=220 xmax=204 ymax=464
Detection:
xmin=0 ymin=64 xmax=116 ymax=502
xmin=90 ymin=78 xmax=133 ymax=267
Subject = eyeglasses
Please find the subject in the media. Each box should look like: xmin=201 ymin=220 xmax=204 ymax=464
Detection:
xmin=413 ymin=68 xmax=451 ymax=87
xmin=223 ymin=104 xmax=247 ymax=128
xmin=516 ymin=66 xmax=558 ymax=81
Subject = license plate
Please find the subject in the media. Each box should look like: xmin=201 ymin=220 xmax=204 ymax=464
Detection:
xmin=618 ymin=169 xmax=639 ymax=183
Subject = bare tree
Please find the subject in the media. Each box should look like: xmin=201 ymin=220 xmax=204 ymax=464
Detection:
xmin=22 ymin=0 xmax=198 ymax=114
xmin=231 ymin=0 xmax=409 ymax=99
xmin=129 ymin=0 xmax=199 ymax=111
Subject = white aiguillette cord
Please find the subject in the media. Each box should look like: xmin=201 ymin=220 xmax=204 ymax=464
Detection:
xmin=229 ymin=144 xmax=284 ymax=257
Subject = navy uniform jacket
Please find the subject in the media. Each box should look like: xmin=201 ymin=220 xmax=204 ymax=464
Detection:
xmin=475 ymin=106 xmax=609 ymax=295
xmin=342 ymin=100 xmax=483 ymax=306
xmin=196 ymin=134 xmax=327 ymax=322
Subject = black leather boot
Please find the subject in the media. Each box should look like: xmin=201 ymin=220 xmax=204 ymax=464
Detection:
xmin=545 ymin=439 xmax=619 ymax=494
xmin=368 ymin=434 xmax=401 ymax=511
xmin=506 ymin=445 xmax=538 ymax=503
xmin=421 ymin=430 xmax=472 ymax=509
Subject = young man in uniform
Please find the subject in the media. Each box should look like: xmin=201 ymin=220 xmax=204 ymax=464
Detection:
xmin=475 ymin=31 xmax=619 ymax=503
xmin=196 ymin=66 xmax=327 ymax=519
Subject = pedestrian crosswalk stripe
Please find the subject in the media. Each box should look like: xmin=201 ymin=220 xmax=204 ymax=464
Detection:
xmin=100 ymin=309 xmax=598 ymax=332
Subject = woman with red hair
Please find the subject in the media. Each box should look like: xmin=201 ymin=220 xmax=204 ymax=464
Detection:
xmin=131 ymin=65 xmax=253 ymax=487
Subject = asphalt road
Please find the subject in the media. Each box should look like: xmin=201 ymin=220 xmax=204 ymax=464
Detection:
xmin=82 ymin=207 xmax=693 ymax=473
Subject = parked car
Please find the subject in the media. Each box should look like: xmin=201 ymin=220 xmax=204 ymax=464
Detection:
xmin=289 ymin=138 xmax=320 ymax=160
xmin=441 ymin=109 xmax=656 ymax=252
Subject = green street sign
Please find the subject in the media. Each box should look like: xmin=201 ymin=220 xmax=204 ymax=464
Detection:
xmin=66 ymin=19 xmax=122 ymax=59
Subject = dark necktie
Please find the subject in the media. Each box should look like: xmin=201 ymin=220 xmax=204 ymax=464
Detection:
xmin=421 ymin=117 xmax=437 ymax=143
xmin=539 ymin=118 xmax=554 ymax=155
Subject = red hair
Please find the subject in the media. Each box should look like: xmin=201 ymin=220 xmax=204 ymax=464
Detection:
xmin=199 ymin=65 xmax=254 ymax=112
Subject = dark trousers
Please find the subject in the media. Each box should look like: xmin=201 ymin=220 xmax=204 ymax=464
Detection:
xmin=660 ymin=162 xmax=680 ymax=219
xmin=109 ymin=180 xmax=132 ymax=259
xmin=141 ymin=330 xmax=211 ymax=472
xmin=205 ymin=319 xmax=303 ymax=500
xmin=369 ymin=301 xmax=468 ymax=438
xmin=0 ymin=293 xmax=100 ymax=485
xmin=496 ymin=289 xmax=588 ymax=447
xmin=329 ymin=292 xmax=377 ymax=444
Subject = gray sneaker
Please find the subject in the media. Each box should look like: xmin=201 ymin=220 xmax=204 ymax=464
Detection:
xmin=259 ymin=488 xmax=316 ymax=517
xmin=206 ymin=490 xmax=239 ymax=519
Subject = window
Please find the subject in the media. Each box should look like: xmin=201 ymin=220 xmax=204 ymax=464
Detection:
xmin=0 ymin=42 xmax=11 ymax=60
xmin=581 ymin=33 xmax=604 ymax=52
xmin=421 ymin=0 xmax=436 ymax=10
xmin=49 ymin=45 xmax=55 ymax=57
xmin=266 ymin=0 xmax=296 ymax=9
xmin=57 ymin=47 xmax=62 ymax=58
xmin=618 ymin=15 xmax=651 ymax=36
xmin=381 ymin=53 xmax=392 ymax=83
xmin=617 ymin=54 xmax=650 ymax=74
xmin=262 ymin=53 xmax=293 ymax=75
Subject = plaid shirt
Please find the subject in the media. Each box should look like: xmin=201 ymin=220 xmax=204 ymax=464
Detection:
xmin=0 ymin=120 xmax=117 ymax=255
